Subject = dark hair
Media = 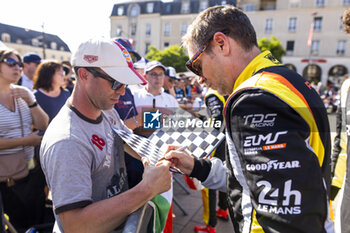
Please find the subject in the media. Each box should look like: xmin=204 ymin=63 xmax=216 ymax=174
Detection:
xmin=33 ymin=61 xmax=62 ymax=91
xmin=0 ymin=49 xmax=22 ymax=63
xmin=182 ymin=5 xmax=257 ymax=52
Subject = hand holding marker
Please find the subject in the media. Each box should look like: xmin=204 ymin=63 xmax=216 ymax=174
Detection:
xmin=157 ymin=145 xmax=188 ymax=174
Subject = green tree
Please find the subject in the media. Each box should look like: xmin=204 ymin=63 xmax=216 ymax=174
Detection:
xmin=145 ymin=45 xmax=189 ymax=72
xmin=258 ymin=36 xmax=286 ymax=62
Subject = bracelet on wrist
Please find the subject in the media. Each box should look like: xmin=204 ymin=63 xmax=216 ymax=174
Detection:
xmin=28 ymin=101 xmax=38 ymax=108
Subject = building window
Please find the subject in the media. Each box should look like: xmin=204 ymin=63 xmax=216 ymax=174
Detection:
xmin=200 ymin=0 xmax=208 ymax=11
xmin=145 ymin=43 xmax=150 ymax=54
xmin=146 ymin=24 xmax=151 ymax=37
xmin=181 ymin=0 xmax=190 ymax=14
xmin=50 ymin=42 xmax=57 ymax=50
xmin=244 ymin=4 xmax=255 ymax=12
xmin=16 ymin=39 xmax=22 ymax=44
xmin=288 ymin=17 xmax=297 ymax=32
xmin=32 ymin=38 xmax=40 ymax=47
xmin=181 ymin=23 xmax=188 ymax=35
xmin=315 ymin=0 xmax=325 ymax=7
xmin=131 ymin=24 xmax=137 ymax=36
xmin=165 ymin=4 xmax=171 ymax=13
xmin=311 ymin=40 xmax=320 ymax=55
xmin=1 ymin=33 xmax=10 ymax=42
xmin=286 ymin=41 xmax=295 ymax=55
xmin=164 ymin=42 xmax=169 ymax=48
xmin=344 ymin=0 xmax=350 ymax=5
xmin=337 ymin=40 xmax=346 ymax=55
xmin=116 ymin=26 xmax=122 ymax=37
xmin=314 ymin=17 xmax=322 ymax=32
xmin=221 ymin=0 xmax=227 ymax=5
xmin=340 ymin=17 xmax=344 ymax=31
xmin=289 ymin=0 xmax=300 ymax=8
xmin=265 ymin=18 xmax=273 ymax=33
xmin=164 ymin=23 xmax=171 ymax=36
xmin=260 ymin=0 xmax=276 ymax=10
xmin=129 ymin=4 xmax=140 ymax=17
xmin=117 ymin=6 xmax=124 ymax=16
xmin=146 ymin=3 xmax=154 ymax=13
xmin=60 ymin=46 xmax=65 ymax=51
xmin=51 ymin=55 xmax=55 ymax=59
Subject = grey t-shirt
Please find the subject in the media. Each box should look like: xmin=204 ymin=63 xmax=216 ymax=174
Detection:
xmin=40 ymin=103 xmax=132 ymax=232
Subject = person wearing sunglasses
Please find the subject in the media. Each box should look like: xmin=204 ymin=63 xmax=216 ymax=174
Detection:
xmin=0 ymin=48 xmax=49 ymax=231
xmin=39 ymin=38 xmax=172 ymax=233
xmin=133 ymin=60 xmax=179 ymax=115
xmin=17 ymin=52 xmax=42 ymax=91
xmin=165 ymin=5 xmax=333 ymax=233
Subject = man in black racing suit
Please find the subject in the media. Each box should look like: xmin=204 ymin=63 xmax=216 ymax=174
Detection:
xmin=165 ymin=5 xmax=333 ymax=233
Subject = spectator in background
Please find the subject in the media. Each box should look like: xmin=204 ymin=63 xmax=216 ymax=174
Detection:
xmin=32 ymin=61 xmax=71 ymax=224
xmin=17 ymin=53 xmax=42 ymax=90
xmin=129 ymin=60 xmax=146 ymax=93
xmin=184 ymin=76 xmax=192 ymax=99
xmin=61 ymin=61 xmax=74 ymax=94
xmin=174 ymin=78 xmax=186 ymax=102
xmin=163 ymin=66 xmax=178 ymax=97
xmin=0 ymin=48 xmax=49 ymax=232
xmin=331 ymin=7 xmax=350 ymax=233
xmin=133 ymin=60 xmax=178 ymax=232
xmin=194 ymin=89 xmax=228 ymax=233
xmin=113 ymin=38 xmax=141 ymax=63
xmin=33 ymin=61 xmax=71 ymax=127
xmin=133 ymin=60 xmax=179 ymax=113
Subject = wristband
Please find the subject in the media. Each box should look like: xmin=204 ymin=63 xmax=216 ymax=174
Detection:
xmin=28 ymin=101 xmax=38 ymax=108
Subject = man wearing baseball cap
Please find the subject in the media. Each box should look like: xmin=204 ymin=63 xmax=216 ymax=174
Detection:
xmin=133 ymin=61 xmax=179 ymax=112
xmin=163 ymin=66 xmax=178 ymax=97
xmin=18 ymin=52 xmax=42 ymax=90
xmin=40 ymin=38 xmax=172 ymax=233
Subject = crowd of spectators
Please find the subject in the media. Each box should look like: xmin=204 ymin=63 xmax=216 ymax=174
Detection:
xmin=312 ymin=81 xmax=340 ymax=113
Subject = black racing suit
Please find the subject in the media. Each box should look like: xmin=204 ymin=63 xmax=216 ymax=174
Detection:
xmin=189 ymin=51 xmax=333 ymax=233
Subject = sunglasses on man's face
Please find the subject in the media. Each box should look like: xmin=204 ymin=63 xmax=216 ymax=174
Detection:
xmin=1 ymin=58 xmax=23 ymax=68
xmin=85 ymin=67 xmax=126 ymax=90
xmin=186 ymin=30 xmax=229 ymax=77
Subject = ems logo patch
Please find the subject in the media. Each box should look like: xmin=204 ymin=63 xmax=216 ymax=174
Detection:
xmin=143 ymin=110 xmax=161 ymax=129
xmin=84 ymin=55 xmax=98 ymax=63
xmin=122 ymin=50 xmax=132 ymax=63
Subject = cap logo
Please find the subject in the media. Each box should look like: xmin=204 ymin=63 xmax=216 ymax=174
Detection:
xmin=122 ymin=50 xmax=132 ymax=63
xmin=84 ymin=55 xmax=98 ymax=63
xmin=113 ymin=41 xmax=134 ymax=69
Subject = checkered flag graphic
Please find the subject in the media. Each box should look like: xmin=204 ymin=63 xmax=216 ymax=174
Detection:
xmin=112 ymin=127 xmax=163 ymax=165
xmin=113 ymin=109 xmax=225 ymax=163
xmin=149 ymin=109 xmax=225 ymax=159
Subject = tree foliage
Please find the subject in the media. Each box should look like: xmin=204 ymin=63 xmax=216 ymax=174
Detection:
xmin=145 ymin=45 xmax=189 ymax=72
xmin=258 ymin=36 xmax=286 ymax=62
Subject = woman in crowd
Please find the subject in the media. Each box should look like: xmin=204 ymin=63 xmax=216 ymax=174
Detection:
xmin=33 ymin=61 xmax=71 ymax=125
xmin=0 ymin=48 xmax=48 ymax=232
xmin=32 ymin=61 xmax=71 ymax=226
